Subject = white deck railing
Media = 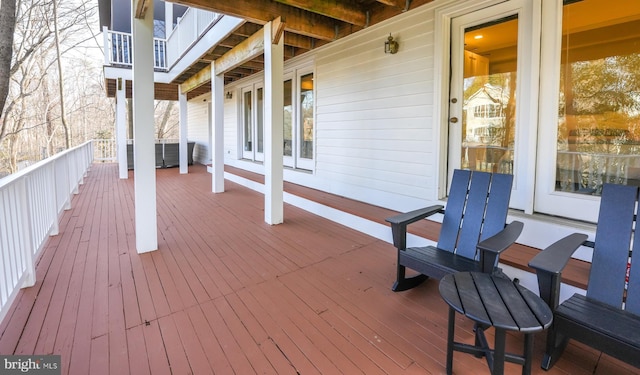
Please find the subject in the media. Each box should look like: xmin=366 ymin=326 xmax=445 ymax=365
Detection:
xmin=103 ymin=27 xmax=168 ymax=70
xmin=0 ymin=141 xmax=93 ymax=323
xmin=94 ymin=139 xmax=117 ymax=162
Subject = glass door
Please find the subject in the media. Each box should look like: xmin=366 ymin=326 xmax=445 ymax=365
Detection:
xmin=448 ymin=0 xmax=537 ymax=210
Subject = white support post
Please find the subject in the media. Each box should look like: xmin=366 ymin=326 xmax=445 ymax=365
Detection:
xmin=263 ymin=21 xmax=284 ymax=225
xmin=179 ymin=86 xmax=188 ymax=174
xmin=132 ymin=1 xmax=158 ymax=253
xmin=116 ymin=77 xmax=128 ymax=179
xmin=211 ymin=62 xmax=225 ymax=193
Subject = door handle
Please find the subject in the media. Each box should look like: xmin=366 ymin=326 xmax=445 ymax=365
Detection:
xmin=450 ymin=117 xmax=459 ymax=123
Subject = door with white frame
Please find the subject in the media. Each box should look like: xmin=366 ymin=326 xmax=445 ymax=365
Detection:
xmin=448 ymin=0 xmax=538 ymax=210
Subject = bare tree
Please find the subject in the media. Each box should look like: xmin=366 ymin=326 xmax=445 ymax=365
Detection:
xmin=155 ymin=100 xmax=177 ymax=139
xmin=52 ymin=0 xmax=69 ymax=148
xmin=0 ymin=0 xmax=17 ymax=117
xmin=0 ymin=0 xmax=103 ymax=174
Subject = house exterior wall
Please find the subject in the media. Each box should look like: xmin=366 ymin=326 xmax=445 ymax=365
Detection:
xmin=187 ymin=94 xmax=210 ymax=164
xmin=313 ymin=10 xmax=436 ymax=212
xmin=193 ymin=5 xmax=440 ymax=212
xmin=181 ymin=0 xmax=636 ymax=267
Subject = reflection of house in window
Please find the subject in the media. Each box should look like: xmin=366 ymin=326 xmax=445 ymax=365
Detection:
xmin=464 ymin=84 xmax=508 ymax=145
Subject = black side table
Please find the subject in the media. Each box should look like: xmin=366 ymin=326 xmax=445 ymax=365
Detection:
xmin=439 ymin=272 xmax=553 ymax=375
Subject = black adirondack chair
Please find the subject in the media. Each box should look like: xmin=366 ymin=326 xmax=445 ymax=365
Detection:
xmin=529 ymin=183 xmax=640 ymax=370
xmin=386 ymin=169 xmax=524 ymax=291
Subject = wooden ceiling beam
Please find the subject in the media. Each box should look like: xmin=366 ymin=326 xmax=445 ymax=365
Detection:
xmin=375 ymin=0 xmax=405 ymax=8
xmin=217 ymin=26 xmax=265 ymax=74
xmin=233 ymin=23 xmax=263 ymax=38
xmin=272 ymin=0 xmax=366 ymax=26
xmin=181 ymin=18 xmax=287 ymax=93
xmin=220 ymin=30 xmax=317 ymax=51
xmin=133 ymin=0 xmax=150 ymax=18
xmin=171 ymin=0 xmax=341 ymax=41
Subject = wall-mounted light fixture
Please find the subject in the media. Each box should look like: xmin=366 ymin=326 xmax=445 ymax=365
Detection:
xmin=385 ymin=34 xmax=399 ymax=54
xmin=226 ymin=91 xmax=233 ymax=99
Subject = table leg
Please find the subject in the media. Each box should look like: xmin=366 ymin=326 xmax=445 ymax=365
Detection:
xmin=446 ymin=307 xmax=455 ymax=375
xmin=492 ymin=328 xmax=506 ymax=375
xmin=523 ymin=333 xmax=534 ymax=375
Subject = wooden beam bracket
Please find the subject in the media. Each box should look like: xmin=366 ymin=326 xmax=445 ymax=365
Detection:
xmin=134 ymin=0 xmax=149 ymax=18
xmin=271 ymin=17 xmax=286 ymax=44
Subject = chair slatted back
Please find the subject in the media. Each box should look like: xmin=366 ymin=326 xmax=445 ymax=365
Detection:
xmin=590 ymin=183 xmax=640 ymax=314
xmin=438 ymin=169 xmax=513 ymax=260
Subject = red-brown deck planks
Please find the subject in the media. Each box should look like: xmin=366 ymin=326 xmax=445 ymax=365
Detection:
xmin=0 ymin=163 xmax=632 ymax=375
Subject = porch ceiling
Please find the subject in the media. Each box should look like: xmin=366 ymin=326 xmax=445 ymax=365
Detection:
xmin=169 ymin=0 xmax=434 ymax=91
xmin=105 ymin=0 xmax=435 ymax=100
xmin=105 ymin=0 xmax=434 ymax=100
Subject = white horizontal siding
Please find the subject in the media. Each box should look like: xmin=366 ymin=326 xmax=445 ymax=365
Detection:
xmin=313 ymin=8 xmax=437 ymax=209
xmin=187 ymin=94 xmax=210 ymax=164
xmin=185 ymin=4 xmax=441 ymax=211
xmin=223 ymin=95 xmax=238 ymax=160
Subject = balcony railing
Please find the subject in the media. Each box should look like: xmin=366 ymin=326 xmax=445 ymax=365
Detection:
xmin=0 ymin=141 xmax=93 ymax=323
xmin=103 ymin=27 xmax=168 ymax=70
xmin=165 ymin=8 xmax=221 ymax=67
xmin=103 ymin=8 xmax=220 ymax=71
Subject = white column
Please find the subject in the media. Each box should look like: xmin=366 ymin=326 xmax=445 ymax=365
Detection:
xmin=116 ymin=78 xmax=128 ymax=179
xmin=211 ymin=62 xmax=225 ymax=193
xmin=132 ymin=1 xmax=158 ymax=253
xmin=179 ymin=86 xmax=188 ymax=174
xmin=263 ymin=22 xmax=284 ymax=225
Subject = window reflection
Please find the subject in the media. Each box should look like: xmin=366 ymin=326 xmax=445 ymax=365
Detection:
xmin=462 ymin=16 xmax=518 ymax=175
xmin=556 ymin=0 xmax=640 ymax=195
xmin=283 ymin=80 xmax=293 ymax=157
xmin=300 ymin=73 xmax=314 ymax=160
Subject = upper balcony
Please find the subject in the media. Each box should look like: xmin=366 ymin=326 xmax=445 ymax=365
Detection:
xmin=103 ymin=7 xmax=222 ymax=72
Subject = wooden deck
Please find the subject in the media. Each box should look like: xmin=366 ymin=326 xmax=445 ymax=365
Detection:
xmin=0 ymin=163 xmax=636 ymax=374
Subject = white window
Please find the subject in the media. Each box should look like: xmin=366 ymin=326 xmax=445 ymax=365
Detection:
xmin=241 ymin=69 xmax=315 ymax=170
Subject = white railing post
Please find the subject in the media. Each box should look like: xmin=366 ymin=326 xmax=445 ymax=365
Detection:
xmin=61 ymin=154 xmax=71 ymax=210
xmin=18 ymin=177 xmax=35 ymax=288
xmin=48 ymin=163 xmax=59 ymax=236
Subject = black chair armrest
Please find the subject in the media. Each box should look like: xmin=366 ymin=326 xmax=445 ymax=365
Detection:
xmin=477 ymin=221 xmax=524 ymax=255
xmin=385 ymin=205 xmax=444 ymax=226
xmin=385 ymin=205 xmax=444 ymax=250
xmin=528 ymin=233 xmax=588 ymax=310
xmin=528 ymin=233 xmax=589 ymax=274
xmin=477 ymin=221 xmax=524 ymax=273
